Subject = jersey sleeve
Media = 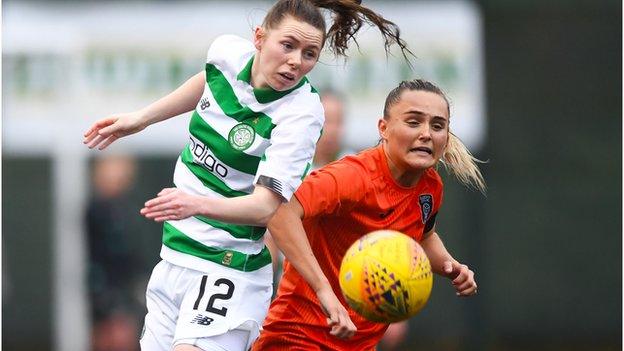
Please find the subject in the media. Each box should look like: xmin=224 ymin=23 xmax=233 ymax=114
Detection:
xmin=254 ymin=102 xmax=324 ymax=201
xmin=206 ymin=34 xmax=253 ymax=66
xmin=294 ymin=159 xmax=366 ymax=218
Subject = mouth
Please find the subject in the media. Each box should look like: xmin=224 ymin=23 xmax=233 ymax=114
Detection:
xmin=278 ymin=72 xmax=296 ymax=83
xmin=411 ymin=146 xmax=433 ymax=155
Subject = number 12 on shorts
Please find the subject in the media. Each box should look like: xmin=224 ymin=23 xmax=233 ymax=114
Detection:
xmin=193 ymin=276 xmax=235 ymax=317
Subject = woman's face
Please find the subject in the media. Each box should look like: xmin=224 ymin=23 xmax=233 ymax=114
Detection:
xmin=253 ymin=16 xmax=323 ymax=91
xmin=379 ymin=90 xmax=449 ymax=174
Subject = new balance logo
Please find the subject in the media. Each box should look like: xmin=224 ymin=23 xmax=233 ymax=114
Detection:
xmin=191 ymin=314 xmax=214 ymax=326
xmin=200 ymin=98 xmax=211 ymax=110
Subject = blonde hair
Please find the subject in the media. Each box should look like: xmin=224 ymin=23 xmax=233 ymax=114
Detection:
xmin=383 ymin=80 xmax=487 ymax=193
xmin=440 ymin=132 xmax=487 ymax=194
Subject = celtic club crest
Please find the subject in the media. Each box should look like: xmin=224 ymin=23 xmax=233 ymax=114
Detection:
xmin=228 ymin=123 xmax=255 ymax=151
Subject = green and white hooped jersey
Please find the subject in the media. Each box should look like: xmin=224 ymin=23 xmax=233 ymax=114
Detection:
xmin=160 ymin=35 xmax=323 ymax=274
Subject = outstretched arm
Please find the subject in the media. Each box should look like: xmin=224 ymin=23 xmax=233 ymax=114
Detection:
xmin=420 ymin=229 xmax=477 ymax=297
xmin=83 ymin=71 xmax=205 ymax=150
xmin=267 ymin=198 xmax=356 ymax=339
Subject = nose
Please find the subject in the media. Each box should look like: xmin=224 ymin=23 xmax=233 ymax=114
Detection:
xmin=418 ymin=125 xmax=432 ymax=141
xmin=287 ymin=51 xmax=301 ymax=69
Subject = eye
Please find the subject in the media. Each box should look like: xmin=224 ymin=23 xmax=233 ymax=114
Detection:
xmin=282 ymin=42 xmax=293 ymax=50
xmin=432 ymin=123 xmax=445 ymax=130
xmin=407 ymin=120 xmax=419 ymax=127
xmin=304 ymin=50 xmax=318 ymax=60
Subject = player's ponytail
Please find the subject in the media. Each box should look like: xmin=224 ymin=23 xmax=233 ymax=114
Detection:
xmin=311 ymin=0 xmax=413 ymax=60
xmin=263 ymin=0 xmax=413 ymax=61
xmin=383 ymin=79 xmax=487 ymax=193
xmin=440 ymin=132 xmax=487 ymax=194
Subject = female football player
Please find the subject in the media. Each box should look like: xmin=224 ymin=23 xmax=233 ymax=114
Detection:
xmin=83 ymin=1 xmax=412 ymax=350
xmin=253 ymin=79 xmax=484 ymax=350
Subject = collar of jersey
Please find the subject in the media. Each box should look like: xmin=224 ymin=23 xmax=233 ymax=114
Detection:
xmin=237 ymin=55 xmax=308 ymax=104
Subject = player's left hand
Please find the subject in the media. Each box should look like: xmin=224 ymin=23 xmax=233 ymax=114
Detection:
xmin=140 ymin=188 xmax=201 ymax=222
xmin=443 ymin=261 xmax=477 ymax=297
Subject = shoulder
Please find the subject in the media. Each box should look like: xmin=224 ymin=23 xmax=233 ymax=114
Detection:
xmin=206 ymin=34 xmax=254 ymax=68
xmin=321 ymin=148 xmax=379 ymax=182
xmin=301 ymin=155 xmax=368 ymax=202
xmin=208 ymin=34 xmax=253 ymax=56
xmin=348 ymin=147 xmax=385 ymax=178
xmin=424 ymin=168 xmax=443 ymax=187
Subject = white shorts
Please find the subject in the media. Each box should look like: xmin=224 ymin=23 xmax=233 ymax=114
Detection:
xmin=140 ymin=260 xmax=273 ymax=351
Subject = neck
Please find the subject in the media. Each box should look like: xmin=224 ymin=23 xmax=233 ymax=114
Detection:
xmin=382 ymin=144 xmax=425 ymax=188
xmin=250 ymin=55 xmax=267 ymax=89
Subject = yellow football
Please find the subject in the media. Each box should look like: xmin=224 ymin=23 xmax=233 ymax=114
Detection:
xmin=339 ymin=230 xmax=433 ymax=323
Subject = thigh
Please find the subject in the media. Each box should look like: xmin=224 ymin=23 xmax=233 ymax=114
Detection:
xmin=175 ymin=328 xmax=250 ymax=351
xmin=140 ymin=261 xmax=178 ymax=351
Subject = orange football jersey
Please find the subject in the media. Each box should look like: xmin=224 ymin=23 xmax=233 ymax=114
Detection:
xmin=254 ymin=145 xmax=443 ymax=351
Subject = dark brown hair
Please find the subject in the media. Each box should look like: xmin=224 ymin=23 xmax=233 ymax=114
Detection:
xmin=382 ymin=79 xmax=487 ymax=193
xmin=263 ymin=0 xmax=413 ymax=61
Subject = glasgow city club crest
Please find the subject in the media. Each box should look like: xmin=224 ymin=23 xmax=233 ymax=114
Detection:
xmin=228 ymin=123 xmax=255 ymax=151
xmin=418 ymin=194 xmax=433 ymax=223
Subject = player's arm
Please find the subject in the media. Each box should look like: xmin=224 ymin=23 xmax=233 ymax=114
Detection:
xmin=267 ymin=197 xmax=356 ymax=339
xmin=141 ymin=101 xmax=323 ymax=226
xmin=84 ymin=71 xmax=205 ymax=150
xmin=420 ymin=228 xmax=477 ymax=296
xmin=263 ymin=231 xmax=281 ymax=273
xmin=140 ymin=185 xmax=282 ymax=226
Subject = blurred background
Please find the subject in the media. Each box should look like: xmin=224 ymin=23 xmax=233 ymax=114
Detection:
xmin=2 ymin=0 xmax=621 ymax=350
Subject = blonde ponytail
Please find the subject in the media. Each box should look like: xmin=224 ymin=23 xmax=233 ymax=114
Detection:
xmin=440 ymin=132 xmax=487 ymax=194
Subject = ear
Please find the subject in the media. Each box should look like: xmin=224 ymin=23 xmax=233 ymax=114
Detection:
xmin=253 ymin=26 xmax=265 ymax=50
xmin=377 ymin=118 xmax=388 ymax=141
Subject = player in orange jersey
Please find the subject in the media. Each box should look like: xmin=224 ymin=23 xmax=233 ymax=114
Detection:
xmin=252 ymin=79 xmax=485 ymax=351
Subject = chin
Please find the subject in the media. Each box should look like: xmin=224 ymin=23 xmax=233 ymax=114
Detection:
xmin=271 ymin=78 xmax=300 ymax=91
xmin=406 ymin=158 xmax=435 ymax=171
xmin=269 ymin=82 xmax=288 ymax=91
xmin=408 ymin=164 xmax=432 ymax=172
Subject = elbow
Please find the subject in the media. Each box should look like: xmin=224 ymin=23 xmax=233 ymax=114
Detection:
xmin=256 ymin=211 xmax=275 ymax=227
xmin=255 ymin=204 xmax=281 ymax=226
xmin=254 ymin=191 xmax=284 ymax=226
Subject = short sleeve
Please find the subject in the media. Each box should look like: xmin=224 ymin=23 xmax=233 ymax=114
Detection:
xmin=294 ymin=160 xmax=366 ymax=219
xmin=254 ymin=105 xmax=324 ymax=201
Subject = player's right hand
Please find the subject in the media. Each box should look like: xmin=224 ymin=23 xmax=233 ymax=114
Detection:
xmin=316 ymin=287 xmax=357 ymax=339
xmin=83 ymin=112 xmax=147 ymax=150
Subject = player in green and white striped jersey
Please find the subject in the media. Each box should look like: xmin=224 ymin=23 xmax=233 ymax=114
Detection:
xmin=155 ymin=32 xmax=325 ymax=275
xmin=83 ymin=1 xmax=413 ymax=350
